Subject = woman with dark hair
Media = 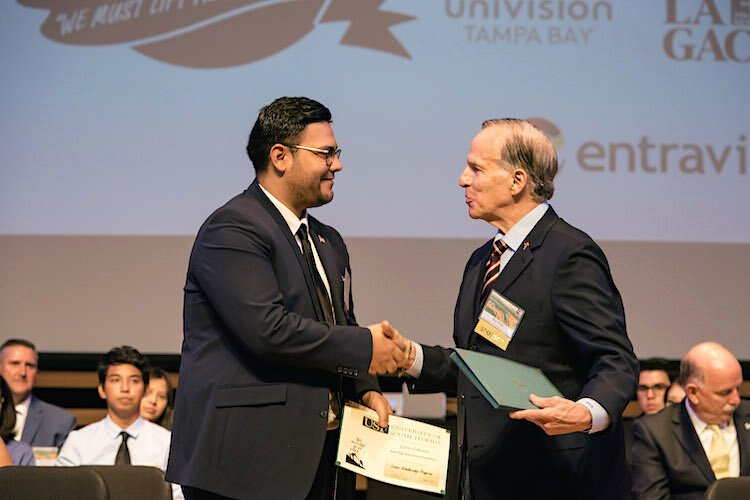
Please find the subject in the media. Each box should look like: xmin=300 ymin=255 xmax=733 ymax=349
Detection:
xmin=1 ymin=375 xmax=35 ymax=465
xmin=140 ymin=367 xmax=173 ymax=430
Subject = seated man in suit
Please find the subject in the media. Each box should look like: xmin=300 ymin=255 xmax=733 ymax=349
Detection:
xmin=0 ymin=339 xmax=76 ymax=449
xmin=631 ymin=342 xmax=750 ymax=499
xmin=56 ymin=346 xmax=182 ymax=500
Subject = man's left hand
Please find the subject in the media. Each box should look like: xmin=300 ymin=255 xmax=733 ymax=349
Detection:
xmin=361 ymin=390 xmax=393 ymax=428
xmin=509 ymin=394 xmax=592 ymax=435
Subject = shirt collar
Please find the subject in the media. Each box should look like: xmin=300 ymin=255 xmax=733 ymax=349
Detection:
xmin=258 ymin=182 xmax=307 ymax=235
xmin=15 ymin=396 xmax=31 ymax=415
xmin=104 ymin=414 xmax=146 ymax=439
xmin=494 ymin=202 xmax=549 ymax=252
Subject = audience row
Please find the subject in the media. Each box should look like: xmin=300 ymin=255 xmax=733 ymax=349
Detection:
xmin=1 ymin=337 xmax=746 ymax=499
xmin=0 ymin=340 xmax=180 ymax=497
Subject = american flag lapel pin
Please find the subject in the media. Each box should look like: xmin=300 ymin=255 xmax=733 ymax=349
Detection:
xmin=523 ymin=241 xmax=529 ymax=250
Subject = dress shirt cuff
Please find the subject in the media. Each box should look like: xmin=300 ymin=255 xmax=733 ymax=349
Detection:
xmin=405 ymin=342 xmax=424 ymax=378
xmin=577 ymin=397 xmax=610 ymax=433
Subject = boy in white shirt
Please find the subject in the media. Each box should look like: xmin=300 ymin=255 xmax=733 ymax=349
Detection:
xmin=57 ymin=345 xmax=182 ymax=499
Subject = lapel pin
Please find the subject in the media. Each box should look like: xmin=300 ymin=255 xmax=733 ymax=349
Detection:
xmin=318 ymin=235 xmax=326 ymax=244
xmin=523 ymin=241 xmax=529 ymax=250
xmin=744 ymin=422 xmax=750 ymax=431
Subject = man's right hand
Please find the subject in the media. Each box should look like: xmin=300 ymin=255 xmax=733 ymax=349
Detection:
xmin=368 ymin=321 xmax=406 ymax=375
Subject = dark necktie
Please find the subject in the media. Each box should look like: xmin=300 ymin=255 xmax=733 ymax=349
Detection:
xmin=480 ymin=239 xmax=508 ymax=303
xmin=298 ymin=224 xmax=335 ymax=325
xmin=115 ymin=431 xmax=131 ymax=465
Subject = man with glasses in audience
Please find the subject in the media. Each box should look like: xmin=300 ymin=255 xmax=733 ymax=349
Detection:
xmin=636 ymin=358 xmax=673 ymax=416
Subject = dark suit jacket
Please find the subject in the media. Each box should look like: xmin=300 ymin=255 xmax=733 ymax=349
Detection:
xmin=21 ymin=396 xmax=76 ymax=449
xmin=631 ymin=400 xmax=750 ymax=500
xmin=413 ymin=207 xmax=637 ymax=500
xmin=166 ymin=180 xmax=379 ymax=499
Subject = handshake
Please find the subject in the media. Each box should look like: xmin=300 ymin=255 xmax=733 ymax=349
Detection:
xmin=367 ymin=321 xmax=416 ymax=376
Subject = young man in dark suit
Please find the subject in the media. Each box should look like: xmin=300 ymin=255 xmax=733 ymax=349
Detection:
xmin=397 ymin=118 xmax=638 ymax=499
xmin=631 ymin=342 xmax=750 ymax=499
xmin=166 ymin=97 xmax=405 ymax=500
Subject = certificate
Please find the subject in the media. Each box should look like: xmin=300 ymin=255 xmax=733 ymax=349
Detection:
xmin=336 ymin=403 xmax=451 ymax=494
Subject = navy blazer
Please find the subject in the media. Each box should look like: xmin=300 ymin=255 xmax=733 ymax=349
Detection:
xmin=166 ymin=180 xmax=379 ymax=499
xmin=631 ymin=400 xmax=750 ymax=499
xmin=21 ymin=396 xmax=76 ymax=449
xmin=414 ymin=207 xmax=638 ymax=500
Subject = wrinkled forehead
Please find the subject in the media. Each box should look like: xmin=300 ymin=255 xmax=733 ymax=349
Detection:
xmin=468 ymin=126 xmax=508 ymax=163
xmin=0 ymin=345 xmax=38 ymax=363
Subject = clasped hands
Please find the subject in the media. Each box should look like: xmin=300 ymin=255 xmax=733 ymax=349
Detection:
xmin=367 ymin=321 xmax=415 ymax=376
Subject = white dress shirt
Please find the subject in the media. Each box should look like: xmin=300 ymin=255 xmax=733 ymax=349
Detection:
xmin=408 ymin=203 xmax=610 ymax=433
xmin=686 ymin=399 xmax=741 ymax=477
xmin=13 ymin=396 xmax=31 ymax=440
xmin=259 ymin=182 xmax=340 ymax=428
xmin=56 ymin=415 xmax=183 ymax=499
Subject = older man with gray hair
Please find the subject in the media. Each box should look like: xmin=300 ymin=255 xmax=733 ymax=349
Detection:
xmin=631 ymin=342 xmax=750 ymax=499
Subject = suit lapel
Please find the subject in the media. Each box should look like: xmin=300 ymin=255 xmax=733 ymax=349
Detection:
xmin=478 ymin=207 xmax=559 ymax=306
xmin=673 ymin=403 xmax=716 ymax=483
xmin=734 ymin=401 xmax=750 ymax=475
xmin=309 ymin=223 xmax=347 ymax=326
xmin=248 ymin=181 xmax=324 ymax=321
xmin=21 ymin=397 xmax=41 ymax=443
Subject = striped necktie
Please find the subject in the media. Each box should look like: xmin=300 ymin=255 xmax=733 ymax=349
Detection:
xmin=480 ymin=239 xmax=508 ymax=301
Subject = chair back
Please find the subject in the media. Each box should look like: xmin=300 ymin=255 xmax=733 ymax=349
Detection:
xmin=0 ymin=466 xmax=109 ymax=500
xmin=83 ymin=465 xmax=172 ymax=500
xmin=704 ymin=476 xmax=750 ymax=500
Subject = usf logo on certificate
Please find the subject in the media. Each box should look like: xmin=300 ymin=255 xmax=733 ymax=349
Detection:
xmin=336 ymin=403 xmax=451 ymax=494
xmin=474 ymin=290 xmax=525 ymax=350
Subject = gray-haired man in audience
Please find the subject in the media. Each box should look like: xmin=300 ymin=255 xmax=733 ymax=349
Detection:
xmin=0 ymin=338 xmax=76 ymax=449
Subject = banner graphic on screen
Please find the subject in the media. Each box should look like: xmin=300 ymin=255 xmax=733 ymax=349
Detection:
xmin=663 ymin=0 xmax=750 ymax=62
xmin=17 ymin=0 xmax=415 ymax=68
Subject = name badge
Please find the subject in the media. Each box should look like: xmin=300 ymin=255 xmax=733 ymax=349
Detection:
xmin=474 ymin=290 xmax=525 ymax=350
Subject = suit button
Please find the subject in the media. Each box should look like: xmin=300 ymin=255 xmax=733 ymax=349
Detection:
xmin=337 ymin=366 xmax=343 ymax=373
xmin=470 ymin=345 xmax=477 ymax=351
xmin=320 ymin=410 xmax=328 ymax=419
xmin=459 ymin=394 xmax=465 ymax=405
xmin=353 ymin=369 xmax=358 ymax=377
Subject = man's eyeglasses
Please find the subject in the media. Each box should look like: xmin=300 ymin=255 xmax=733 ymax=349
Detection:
xmin=284 ymin=144 xmax=341 ymax=167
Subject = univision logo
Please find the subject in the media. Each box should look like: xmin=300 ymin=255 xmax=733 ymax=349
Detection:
xmin=18 ymin=0 xmax=415 ymax=68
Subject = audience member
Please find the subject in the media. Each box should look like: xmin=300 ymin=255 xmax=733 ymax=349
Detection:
xmin=0 ymin=339 xmax=76 ymax=449
xmin=636 ymin=358 xmax=672 ymax=415
xmin=0 ymin=438 xmax=12 ymax=467
xmin=140 ymin=367 xmax=173 ymax=430
xmin=1 ymin=375 xmax=35 ymax=465
xmin=56 ymin=346 xmax=182 ymax=499
xmin=631 ymin=342 xmax=750 ymax=499
xmin=666 ymin=381 xmax=686 ymax=406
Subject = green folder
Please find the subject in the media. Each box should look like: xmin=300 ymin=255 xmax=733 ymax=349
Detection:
xmin=449 ymin=348 xmax=563 ymax=410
